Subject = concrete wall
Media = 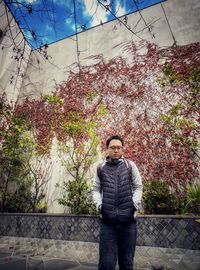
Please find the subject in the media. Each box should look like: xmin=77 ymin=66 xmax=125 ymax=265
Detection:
xmin=17 ymin=0 xmax=200 ymax=213
xmin=19 ymin=0 xmax=200 ymax=100
xmin=0 ymin=1 xmax=31 ymax=103
xmin=1 ymin=0 xmax=200 ymax=213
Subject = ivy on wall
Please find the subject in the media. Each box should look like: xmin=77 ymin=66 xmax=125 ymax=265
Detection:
xmin=14 ymin=41 xmax=200 ymax=189
xmin=1 ymin=41 xmax=199 ymax=213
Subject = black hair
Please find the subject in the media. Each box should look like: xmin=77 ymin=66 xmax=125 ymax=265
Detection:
xmin=106 ymin=135 xmax=124 ymax=148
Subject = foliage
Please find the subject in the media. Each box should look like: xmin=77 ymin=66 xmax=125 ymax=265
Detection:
xmin=185 ymin=182 xmax=200 ymax=214
xmin=57 ymin=107 xmax=105 ymax=215
xmin=143 ymin=180 xmax=178 ymax=214
xmin=0 ymin=95 xmax=31 ymax=211
xmin=0 ymin=95 xmax=49 ymax=212
xmin=15 ymin=78 xmax=107 ymax=214
xmin=6 ymin=78 xmax=107 ymax=214
xmin=3 ymin=41 xmax=199 ymax=214
xmin=0 ymin=181 xmax=33 ymax=213
xmin=143 ymin=180 xmax=200 ymax=215
xmin=14 ymin=42 xmax=200 ymax=192
xmin=35 ymin=201 xmax=47 ymax=213
xmin=58 ymin=180 xmax=96 ymax=215
xmin=161 ymin=53 xmax=200 ymax=161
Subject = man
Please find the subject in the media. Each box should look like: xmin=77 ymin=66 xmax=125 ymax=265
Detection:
xmin=92 ymin=135 xmax=143 ymax=270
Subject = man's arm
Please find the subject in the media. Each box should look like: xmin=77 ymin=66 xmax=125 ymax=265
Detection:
xmin=92 ymin=170 xmax=103 ymax=211
xmin=130 ymin=160 xmax=143 ymax=211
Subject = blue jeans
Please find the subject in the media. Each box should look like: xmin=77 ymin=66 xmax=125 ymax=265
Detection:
xmin=98 ymin=220 xmax=137 ymax=270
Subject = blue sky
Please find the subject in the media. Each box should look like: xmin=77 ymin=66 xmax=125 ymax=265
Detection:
xmin=5 ymin=0 xmax=165 ymax=49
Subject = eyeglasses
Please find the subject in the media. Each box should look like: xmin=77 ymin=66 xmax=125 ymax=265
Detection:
xmin=108 ymin=146 xmax=123 ymax=150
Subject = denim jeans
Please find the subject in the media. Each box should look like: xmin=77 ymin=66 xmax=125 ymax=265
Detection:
xmin=98 ymin=220 xmax=137 ymax=270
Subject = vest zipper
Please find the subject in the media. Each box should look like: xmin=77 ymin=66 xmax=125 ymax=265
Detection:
xmin=115 ymin=172 xmax=119 ymax=217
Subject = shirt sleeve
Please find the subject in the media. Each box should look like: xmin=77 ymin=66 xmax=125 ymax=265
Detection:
xmin=92 ymin=170 xmax=103 ymax=211
xmin=129 ymin=160 xmax=143 ymax=210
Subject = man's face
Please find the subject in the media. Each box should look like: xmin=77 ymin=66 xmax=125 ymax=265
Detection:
xmin=107 ymin=139 xmax=123 ymax=160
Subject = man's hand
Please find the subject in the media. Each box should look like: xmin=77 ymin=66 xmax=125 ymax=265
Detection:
xmin=98 ymin=204 xmax=102 ymax=214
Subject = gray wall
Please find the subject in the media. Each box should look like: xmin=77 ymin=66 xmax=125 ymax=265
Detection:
xmin=19 ymin=0 xmax=200 ymax=101
xmin=0 ymin=214 xmax=200 ymax=270
xmin=0 ymin=214 xmax=199 ymax=250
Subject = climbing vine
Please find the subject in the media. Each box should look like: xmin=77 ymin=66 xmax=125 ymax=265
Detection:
xmin=1 ymin=41 xmax=199 ymax=213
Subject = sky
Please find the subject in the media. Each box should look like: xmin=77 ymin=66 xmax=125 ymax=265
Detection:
xmin=5 ymin=0 xmax=165 ymax=49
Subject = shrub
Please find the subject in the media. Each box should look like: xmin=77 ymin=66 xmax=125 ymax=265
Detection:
xmin=185 ymin=182 xmax=200 ymax=215
xmin=143 ymin=180 xmax=178 ymax=214
xmin=57 ymin=179 xmax=97 ymax=215
xmin=0 ymin=184 xmax=32 ymax=213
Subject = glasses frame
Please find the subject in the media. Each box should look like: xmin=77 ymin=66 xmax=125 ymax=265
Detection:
xmin=108 ymin=146 xmax=123 ymax=150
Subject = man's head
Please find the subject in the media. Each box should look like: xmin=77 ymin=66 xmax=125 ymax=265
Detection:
xmin=106 ymin=135 xmax=124 ymax=160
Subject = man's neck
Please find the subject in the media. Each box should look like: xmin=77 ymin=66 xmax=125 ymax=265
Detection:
xmin=107 ymin=156 xmax=123 ymax=163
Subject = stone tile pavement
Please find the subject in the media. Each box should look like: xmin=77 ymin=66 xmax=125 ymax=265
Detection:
xmin=0 ymin=251 xmax=96 ymax=270
xmin=0 ymin=250 xmax=168 ymax=270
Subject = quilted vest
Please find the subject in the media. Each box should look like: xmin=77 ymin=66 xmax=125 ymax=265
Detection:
xmin=100 ymin=159 xmax=134 ymax=223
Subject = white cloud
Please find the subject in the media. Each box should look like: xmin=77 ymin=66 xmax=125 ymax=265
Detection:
xmin=83 ymin=0 xmax=111 ymax=27
xmin=19 ymin=0 xmax=38 ymax=3
xmin=45 ymin=24 xmax=53 ymax=32
xmin=53 ymin=0 xmax=72 ymax=8
xmin=65 ymin=16 xmax=76 ymax=31
xmin=23 ymin=29 xmax=34 ymax=42
xmin=115 ymin=0 xmax=126 ymax=17
xmin=27 ymin=0 xmax=38 ymax=3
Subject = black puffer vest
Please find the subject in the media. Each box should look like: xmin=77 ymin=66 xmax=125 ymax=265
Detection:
xmin=100 ymin=158 xmax=135 ymax=223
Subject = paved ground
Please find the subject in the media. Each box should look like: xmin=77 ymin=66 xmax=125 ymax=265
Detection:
xmin=0 ymin=251 xmax=167 ymax=270
xmin=0 ymin=251 xmax=97 ymax=270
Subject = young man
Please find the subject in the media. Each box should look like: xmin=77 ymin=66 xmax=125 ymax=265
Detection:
xmin=92 ymin=135 xmax=143 ymax=270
